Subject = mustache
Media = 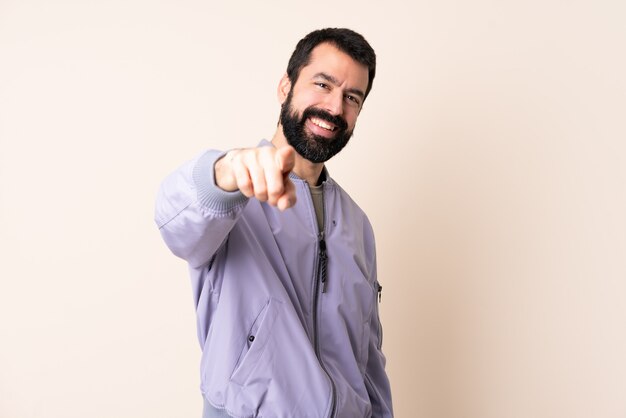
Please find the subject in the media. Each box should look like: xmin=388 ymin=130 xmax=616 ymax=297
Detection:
xmin=301 ymin=107 xmax=348 ymax=131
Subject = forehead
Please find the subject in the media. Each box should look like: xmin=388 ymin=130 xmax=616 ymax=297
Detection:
xmin=298 ymin=43 xmax=369 ymax=91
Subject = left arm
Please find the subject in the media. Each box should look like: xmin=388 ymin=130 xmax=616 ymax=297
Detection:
xmin=362 ymin=220 xmax=394 ymax=417
xmin=364 ymin=277 xmax=394 ymax=417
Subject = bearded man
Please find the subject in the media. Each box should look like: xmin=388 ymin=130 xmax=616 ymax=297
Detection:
xmin=155 ymin=28 xmax=393 ymax=417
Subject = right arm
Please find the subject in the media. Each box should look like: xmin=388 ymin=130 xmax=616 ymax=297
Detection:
xmin=154 ymin=146 xmax=296 ymax=268
xmin=155 ymin=149 xmax=248 ymax=268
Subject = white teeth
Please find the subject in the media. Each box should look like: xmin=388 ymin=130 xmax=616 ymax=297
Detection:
xmin=311 ymin=118 xmax=334 ymax=131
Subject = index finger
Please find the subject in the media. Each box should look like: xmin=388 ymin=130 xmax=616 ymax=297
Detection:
xmin=275 ymin=145 xmax=296 ymax=175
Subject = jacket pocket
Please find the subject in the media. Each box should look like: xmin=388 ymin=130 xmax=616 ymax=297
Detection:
xmin=374 ymin=280 xmax=383 ymax=350
xmin=230 ymin=297 xmax=280 ymax=386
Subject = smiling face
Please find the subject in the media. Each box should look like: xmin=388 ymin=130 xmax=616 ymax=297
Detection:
xmin=279 ymin=42 xmax=370 ymax=163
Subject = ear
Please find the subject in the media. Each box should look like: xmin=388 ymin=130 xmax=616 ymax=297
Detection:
xmin=277 ymin=73 xmax=291 ymax=105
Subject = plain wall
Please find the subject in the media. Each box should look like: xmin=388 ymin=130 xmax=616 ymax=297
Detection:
xmin=1 ymin=1 xmax=625 ymax=417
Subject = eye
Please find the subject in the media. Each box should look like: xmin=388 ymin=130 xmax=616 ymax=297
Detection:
xmin=315 ymin=82 xmax=329 ymax=89
xmin=345 ymin=94 xmax=360 ymax=106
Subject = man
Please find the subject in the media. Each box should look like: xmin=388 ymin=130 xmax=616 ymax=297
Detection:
xmin=155 ymin=28 xmax=393 ymax=417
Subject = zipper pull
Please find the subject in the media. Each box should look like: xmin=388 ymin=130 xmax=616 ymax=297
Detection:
xmin=319 ymin=236 xmax=328 ymax=293
xmin=377 ymin=283 xmax=382 ymax=302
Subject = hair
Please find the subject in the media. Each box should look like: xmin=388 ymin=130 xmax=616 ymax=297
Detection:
xmin=286 ymin=28 xmax=377 ymax=100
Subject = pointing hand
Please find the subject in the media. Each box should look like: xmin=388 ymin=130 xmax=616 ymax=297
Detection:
xmin=215 ymin=146 xmax=297 ymax=211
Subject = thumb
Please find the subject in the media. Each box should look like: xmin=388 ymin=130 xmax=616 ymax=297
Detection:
xmin=275 ymin=145 xmax=296 ymax=174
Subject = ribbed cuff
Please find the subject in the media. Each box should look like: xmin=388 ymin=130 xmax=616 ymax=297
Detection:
xmin=192 ymin=149 xmax=248 ymax=213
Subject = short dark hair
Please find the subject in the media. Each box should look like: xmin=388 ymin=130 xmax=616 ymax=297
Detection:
xmin=286 ymin=28 xmax=377 ymax=100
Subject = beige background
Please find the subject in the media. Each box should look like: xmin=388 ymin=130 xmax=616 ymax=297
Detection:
xmin=1 ymin=0 xmax=625 ymax=417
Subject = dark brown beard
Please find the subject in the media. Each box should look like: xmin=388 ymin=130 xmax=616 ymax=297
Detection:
xmin=280 ymin=90 xmax=353 ymax=163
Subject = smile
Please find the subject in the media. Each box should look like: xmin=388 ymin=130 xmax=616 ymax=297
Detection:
xmin=310 ymin=117 xmax=337 ymax=132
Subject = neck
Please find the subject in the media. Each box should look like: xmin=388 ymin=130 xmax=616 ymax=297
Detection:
xmin=271 ymin=126 xmax=325 ymax=187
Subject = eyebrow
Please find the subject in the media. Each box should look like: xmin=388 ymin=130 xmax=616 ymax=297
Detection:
xmin=313 ymin=72 xmax=365 ymax=100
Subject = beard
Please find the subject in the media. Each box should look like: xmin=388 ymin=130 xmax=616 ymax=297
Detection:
xmin=280 ymin=90 xmax=353 ymax=164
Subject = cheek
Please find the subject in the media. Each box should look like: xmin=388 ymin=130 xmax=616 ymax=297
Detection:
xmin=292 ymin=86 xmax=320 ymax=104
xmin=346 ymin=113 xmax=359 ymax=130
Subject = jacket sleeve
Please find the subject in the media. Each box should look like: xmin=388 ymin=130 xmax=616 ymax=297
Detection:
xmin=364 ymin=274 xmax=394 ymax=417
xmin=154 ymin=149 xmax=249 ymax=268
xmin=362 ymin=219 xmax=394 ymax=417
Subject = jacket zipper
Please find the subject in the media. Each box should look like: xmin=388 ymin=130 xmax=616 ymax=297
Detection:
xmin=310 ymin=183 xmax=337 ymax=418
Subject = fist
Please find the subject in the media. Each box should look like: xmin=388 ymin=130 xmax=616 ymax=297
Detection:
xmin=215 ymin=146 xmax=297 ymax=211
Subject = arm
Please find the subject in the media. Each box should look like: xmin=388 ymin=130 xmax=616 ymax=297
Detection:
xmin=155 ymin=149 xmax=249 ymax=268
xmin=364 ymin=283 xmax=394 ymax=417
xmin=362 ymin=220 xmax=394 ymax=417
xmin=155 ymin=145 xmax=297 ymax=268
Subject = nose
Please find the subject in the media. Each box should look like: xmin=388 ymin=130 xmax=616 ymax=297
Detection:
xmin=322 ymin=90 xmax=344 ymax=116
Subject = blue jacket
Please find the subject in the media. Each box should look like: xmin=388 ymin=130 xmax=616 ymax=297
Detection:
xmin=155 ymin=144 xmax=393 ymax=417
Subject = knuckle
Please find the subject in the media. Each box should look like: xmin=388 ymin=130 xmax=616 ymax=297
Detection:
xmin=255 ymin=185 xmax=267 ymax=196
xmin=238 ymin=178 xmax=252 ymax=194
xmin=268 ymin=184 xmax=284 ymax=199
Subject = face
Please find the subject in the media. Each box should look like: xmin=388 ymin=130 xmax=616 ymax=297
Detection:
xmin=279 ymin=43 xmax=369 ymax=163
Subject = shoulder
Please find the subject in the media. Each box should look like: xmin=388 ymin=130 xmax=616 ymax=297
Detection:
xmin=327 ymin=177 xmax=375 ymax=238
